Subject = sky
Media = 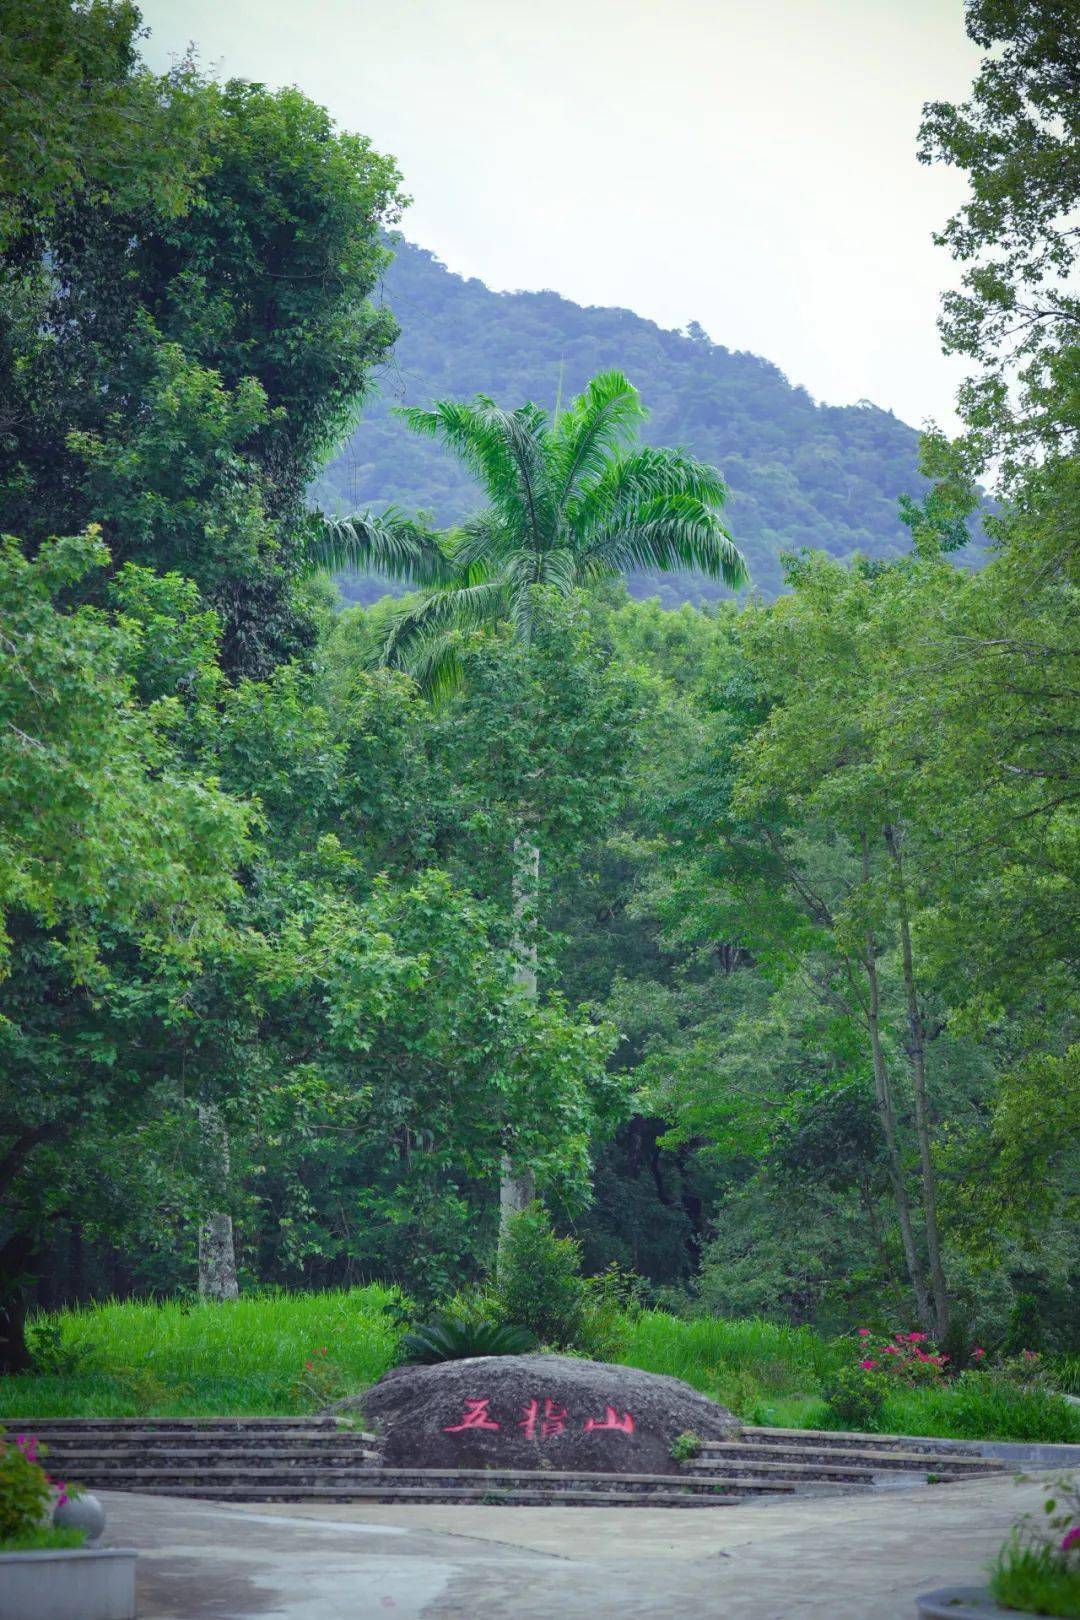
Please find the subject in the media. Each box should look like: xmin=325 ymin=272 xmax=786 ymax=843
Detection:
xmin=139 ymin=0 xmax=980 ymax=432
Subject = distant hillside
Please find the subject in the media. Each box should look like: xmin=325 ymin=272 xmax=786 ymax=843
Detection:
xmin=319 ymin=239 xmax=948 ymax=604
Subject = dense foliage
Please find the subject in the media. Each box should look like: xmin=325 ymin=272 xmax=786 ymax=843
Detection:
xmin=0 ymin=0 xmax=1075 ymax=1397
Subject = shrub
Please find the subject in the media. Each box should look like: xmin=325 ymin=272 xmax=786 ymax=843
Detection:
xmin=1 ymin=1526 xmax=86 ymax=1553
xmin=670 ymin=1430 xmax=702 ymax=1462
xmin=819 ymin=1365 xmax=887 ymax=1431
xmin=0 ymin=1437 xmax=54 ymax=1541
xmin=399 ymin=1316 xmax=538 ymax=1365
xmin=574 ymin=1267 xmax=640 ymax=1362
xmin=495 ymin=1204 xmax=586 ymax=1350
xmin=25 ymin=1320 xmax=82 ymax=1376
xmin=990 ymin=1476 xmax=1080 ymax=1619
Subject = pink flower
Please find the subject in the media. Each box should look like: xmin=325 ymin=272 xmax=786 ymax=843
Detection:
xmin=857 ymin=1328 xmax=871 ymax=1338
xmin=908 ymin=1332 xmax=928 ymax=1343
xmin=884 ymin=1345 xmax=901 ymax=1355
xmin=1061 ymin=1526 xmax=1080 ymax=1555
xmin=972 ymin=1347 xmax=986 ymax=1360
xmin=304 ymin=1360 xmax=314 ymax=1370
xmin=318 ymin=1347 xmax=327 ymax=1356
xmin=859 ymin=1359 xmax=878 ymax=1370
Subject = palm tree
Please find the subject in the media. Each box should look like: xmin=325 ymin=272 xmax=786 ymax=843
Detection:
xmin=315 ymin=370 xmax=748 ymax=1232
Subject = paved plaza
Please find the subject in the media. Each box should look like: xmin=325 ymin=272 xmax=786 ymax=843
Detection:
xmin=100 ymin=1471 xmax=1049 ymax=1619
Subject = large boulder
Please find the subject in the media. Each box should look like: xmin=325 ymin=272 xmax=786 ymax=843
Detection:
xmin=358 ymin=1354 xmax=738 ymax=1475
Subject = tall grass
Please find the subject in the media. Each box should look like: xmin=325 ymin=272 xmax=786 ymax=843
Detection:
xmin=615 ymin=1309 xmax=846 ymax=1407
xmin=0 ymin=1287 xmax=402 ymax=1417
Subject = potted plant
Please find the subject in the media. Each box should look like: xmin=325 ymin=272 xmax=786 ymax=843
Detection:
xmin=0 ymin=1433 xmax=136 ymax=1620
xmin=917 ymin=1475 xmax=1080 ymax=1618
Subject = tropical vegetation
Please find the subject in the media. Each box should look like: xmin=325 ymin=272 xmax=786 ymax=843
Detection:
xmin=0 ymin=0 xmax=1075 ymax=1451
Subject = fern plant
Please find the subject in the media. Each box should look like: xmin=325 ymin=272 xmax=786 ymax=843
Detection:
xmin=399 ymin=1314 xmax=537 ymax=1365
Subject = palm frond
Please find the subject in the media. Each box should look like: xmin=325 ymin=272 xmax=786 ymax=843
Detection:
xmin=581 ymin=492 xmax=749 ymax=587
xmin=568 ymin=446 xmax=728 ymax=540
xmin=310 ymin=508 xmax=453 ymax=585
xmin=552 ymin=370 xmax=646 ymax=510
xmin=396 ymin=399 xmax=544 ymax=544
xmin=448 ymin=510 xmax=516 ymax=578
xmin=486 ymin=402 xmax=558 ymax=549
xmin=399 ymin=628 xmax=466 ymax=705
xmin=536 ymin=547 xmax=579 ymax=595
xmin=382 ymin=579 xmax=508 ymax=680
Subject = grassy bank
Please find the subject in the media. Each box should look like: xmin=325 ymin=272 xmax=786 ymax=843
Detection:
xmin=2 ymin=1290 xmax=1077 ymax=1445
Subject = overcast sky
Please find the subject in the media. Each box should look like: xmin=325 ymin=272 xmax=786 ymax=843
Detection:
xmin=139 ymin=0 xmax=979 ymax=431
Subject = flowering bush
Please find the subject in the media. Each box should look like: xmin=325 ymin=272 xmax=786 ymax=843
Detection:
xmin=0 ymin=1434 xmax=72 ymax=1542
xmin=853 ymin=1327 xmax=947 ymax=1387
xmin=990 ymin=1475 xmax=1080 ymax=1618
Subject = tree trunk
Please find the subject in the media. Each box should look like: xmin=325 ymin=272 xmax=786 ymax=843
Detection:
xmin=886 ymin=828 xmax=950 ymax=1340
xmin=860 ymin=836 xmax=934 ymax=1332
xmin=197 ymin=1103 xmax=238 ymax=1301
xmin=499 ymin=833 xmax=540 ymax=1245
xmin=0 ymin=1231 xmax=37 ymax=1373
xmin=510 ymin=833 xmax=539 ymax=999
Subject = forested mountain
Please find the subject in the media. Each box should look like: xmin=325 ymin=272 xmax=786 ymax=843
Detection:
xmin=319 ymin=239 xmax=952 ymax=602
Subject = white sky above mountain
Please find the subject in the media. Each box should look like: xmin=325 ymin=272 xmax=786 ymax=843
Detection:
xmin=139 ymin=0 xmax=979 ymax=432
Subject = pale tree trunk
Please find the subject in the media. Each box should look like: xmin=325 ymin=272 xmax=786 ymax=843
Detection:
xmin=886 ymin=827 xmax=950 ymax=1340
xmin=511 ymin=833 xmax=539 ymax=1000
xmin=860 ymin=835 xmax=934 ymax=1333
xmin=499 ymin=832 xmax=539 ymax=1246
xmin=197 ymin=1103 xmax=238 ymax=1301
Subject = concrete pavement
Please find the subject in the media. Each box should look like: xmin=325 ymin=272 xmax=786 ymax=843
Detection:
xmin=100 ymin=1472 xmax=1051 ymax=1619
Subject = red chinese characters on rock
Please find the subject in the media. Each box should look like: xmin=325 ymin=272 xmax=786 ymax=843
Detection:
xmin=583 ymin=1404 xmax=635 ymax=1433
xmin=443 ymin=1396 xmax=635 ymax=1437
xmin=443 ymin=1397 xmax=501 ymax=1432
xmin=518 ymin=1397 xmax=568 ymax=1439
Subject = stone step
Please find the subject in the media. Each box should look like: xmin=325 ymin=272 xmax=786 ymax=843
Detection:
xmin=681 ymin=1454 xmax=976 ymax=1484
xmin=117 ymin=1483 xmax=749 ymax=1507
xmin=42 ymin=1463 xmax=797 ymax=1494
xmin=4 ymin=1424 xmax=376 ymax=1446
xmin=736 ymin=1426 xmax=989 ymax=1457
xmin=693 ymin=1444 xmax=1003 ymax=1475
xmin=22 ymin=1451 xmax=383 ymax=1477
xmin=2 ymin=1416 xmax=349 ymax=1429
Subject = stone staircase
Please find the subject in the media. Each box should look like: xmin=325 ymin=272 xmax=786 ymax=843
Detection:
xmin=4 ymin=1416 xmax=1006 ymax=1508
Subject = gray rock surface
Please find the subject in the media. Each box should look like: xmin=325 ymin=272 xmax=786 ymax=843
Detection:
xmin=357 ymin=1353 xmax=738 ymax=1474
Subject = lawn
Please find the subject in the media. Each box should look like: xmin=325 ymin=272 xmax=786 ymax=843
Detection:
xmin=2 ymin=1290 xmax=1077 ymax=1445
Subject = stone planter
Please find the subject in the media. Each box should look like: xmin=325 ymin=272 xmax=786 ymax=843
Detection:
xmin=0 ymin=1546 xmax=136 ymax=1620
xmin=917 ymin=1587 xmax=1043 ymax=1620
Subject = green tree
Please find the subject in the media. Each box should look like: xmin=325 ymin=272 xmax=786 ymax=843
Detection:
xmin=0 ymin=532 xmax=252 ymax=1363
xmin=1 ymin=31 xmax=404 ymax=675
xmin=325 ymin=372 xmax=745 ymax=1228
xmin=918 ymin=0 xmax=1080 ymax=473
xmin=0 ymin=0 xmax=216 ymax=248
